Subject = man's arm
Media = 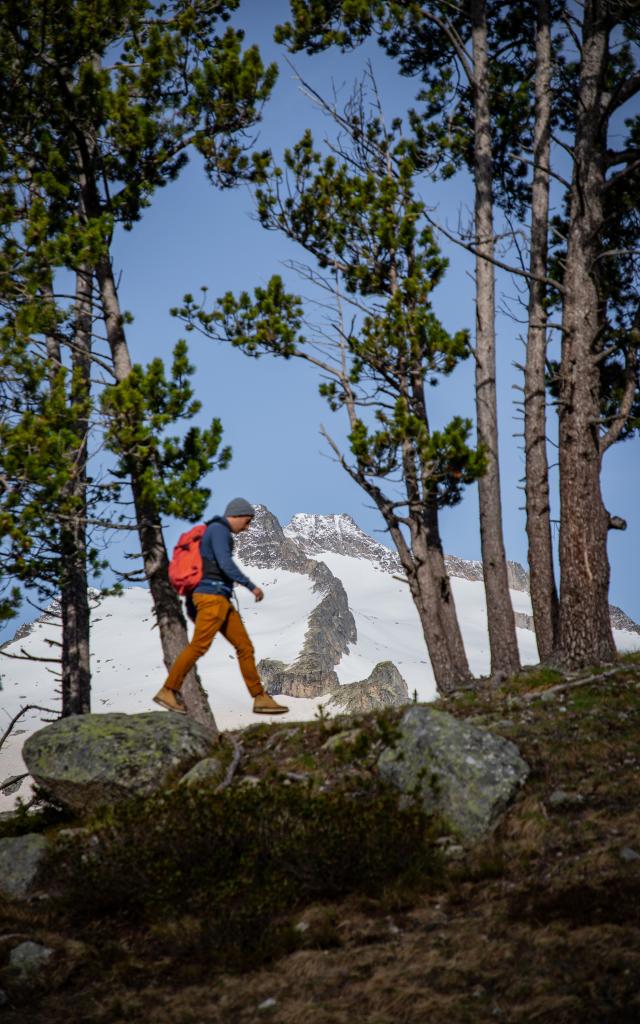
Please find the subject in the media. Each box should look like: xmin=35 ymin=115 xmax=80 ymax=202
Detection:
xmin=210 ymin=522 xmax=258 ymax=592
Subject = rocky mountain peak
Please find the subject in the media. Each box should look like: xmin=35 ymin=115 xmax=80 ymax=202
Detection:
xmin=232 ymin=504 xmax=286 ymax=569
xmin=283 ymin=512 xmax=400 ymax=572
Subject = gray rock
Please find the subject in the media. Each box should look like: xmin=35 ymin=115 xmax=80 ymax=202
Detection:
xmin=620 ymin=846 xmax=640 ymax=863
xmin=0 ymin=834 xmax=49 ymax=900
xmin=322 ymin=727 xmax=364 ymax=753
xmin=609 ymin=605 xmax=640 ymax=635
xmin=377 ymin=706 xmax=529 ymax=841
xmin=548 ymin=789 xmax=584 ymax=808
xmin=179 ymin=756 xmax=225 ymax=788
xmin=327 ymin=661 xmax=409 ymax=714
xmin=258 ymin=562 xmax=358 ymax=699
xmin=8 ymin=941 xmax=53 ymax=978
xmin=23 ymin=712 xmax=214 ymax=813
xmin=0 ymin=988 xmax=8 ymax=1006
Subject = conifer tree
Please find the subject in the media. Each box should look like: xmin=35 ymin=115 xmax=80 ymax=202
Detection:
xmin=548 ymin=1 xmax=640 ymax=667
xmin=276 ymin=0 xmax=525 ymax=679
xmin=179 ymin=97 xmax=485 ymax=694
xmin=0 ymin=0 xmax=276 ymax=724
xmin=0 ymin=283 xmax=113 ymax=714
xmin=275 ymin=0 xmax=640 ymax=671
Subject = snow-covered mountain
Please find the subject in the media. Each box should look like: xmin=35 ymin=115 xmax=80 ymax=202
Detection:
xmin=2 ymin=505 xmax=639 ymax=811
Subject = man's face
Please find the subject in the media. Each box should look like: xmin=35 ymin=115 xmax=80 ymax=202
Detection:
xmin=227 ymin=515 xmax=253 ymax=534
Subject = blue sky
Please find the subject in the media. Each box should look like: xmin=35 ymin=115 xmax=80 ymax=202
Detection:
xmin=1 ymin=0 xmax=638 ymax=641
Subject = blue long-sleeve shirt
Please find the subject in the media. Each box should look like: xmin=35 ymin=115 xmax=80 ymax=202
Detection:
xmin=194 ymin=516 xmax=256 ymax=598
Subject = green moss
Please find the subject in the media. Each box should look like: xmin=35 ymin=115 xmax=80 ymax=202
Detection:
xmin=505 ymin=667 xmax=565 ymax=694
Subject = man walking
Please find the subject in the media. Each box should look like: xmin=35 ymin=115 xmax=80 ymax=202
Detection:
xmin=153 ymin=498 xmax=289 ymax=715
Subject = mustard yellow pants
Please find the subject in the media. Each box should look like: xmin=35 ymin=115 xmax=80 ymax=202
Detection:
xmin=164 ymin=593 xmax=263 ymax=697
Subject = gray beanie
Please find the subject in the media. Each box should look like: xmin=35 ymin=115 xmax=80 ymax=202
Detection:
xmin=224 ymin=497 xmax=256 ymax=518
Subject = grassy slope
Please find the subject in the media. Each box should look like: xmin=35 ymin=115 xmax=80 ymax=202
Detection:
xmin=2 ymin=654 xmax=640 ymax=1024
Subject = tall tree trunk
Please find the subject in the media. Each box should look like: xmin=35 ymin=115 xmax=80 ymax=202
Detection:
xmin=524 ymin=0 xmax=559 ymax=663
xmin=355 ymin=476 xmax=471 ymax=694
xmin=557 ymin=0 xmax=615 ymax=667
xmin=59 ymin=266 xmax=92 ymax=714
xmin=422 ymin=497 xmax=472 ymax=688
xmin=400 ymin=534 xmax=470 ymax=695
xmin=95 ymin=253 xmax=219 ymax=734
xmin=471 ymin=0 xmax=520 ymax=678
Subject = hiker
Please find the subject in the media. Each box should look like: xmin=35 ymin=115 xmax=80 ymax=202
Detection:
xmin=153 ymin=498 xmax=289 ymax=716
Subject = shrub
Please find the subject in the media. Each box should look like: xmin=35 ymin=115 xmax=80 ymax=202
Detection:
xmin=48 ymin=778 xmax=441 ymax=966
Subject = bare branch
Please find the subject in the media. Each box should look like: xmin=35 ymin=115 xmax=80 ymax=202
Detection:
xmin=214 ymin=734 xmax=243 ymax=793
xmin=600 ymin=319 xmax=639 ymax=454
xmin=424 ymin=209 xmax=566 ymax=294
xmin=604 ymin=70 xmax=640 ymax=118
xmin=0 ymin=647 xmax=60 ymax=663
xmin=0 ymin=704 xmax=59 ymax=751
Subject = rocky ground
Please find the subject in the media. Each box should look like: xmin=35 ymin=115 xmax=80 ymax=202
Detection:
xmin=1 ymin=654 xmax=640 ymax=1023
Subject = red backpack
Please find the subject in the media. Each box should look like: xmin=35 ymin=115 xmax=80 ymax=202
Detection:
xmin=168 ymin=524 xmax=208 ymax=595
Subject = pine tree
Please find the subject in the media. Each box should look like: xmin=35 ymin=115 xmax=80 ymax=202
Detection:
xmin=549 ymin=1 xmax=640 ymax=667
xmin=276 ymin=0 xmax=523 ymax=679
xmin=0 ymin=0 xmax=276 ymax=724
xmin=178 ymin=95 xmax=485 ymax=694
xmin=275 ymin=0 xmax=640 ymax=671
xmin=0 ymin=284 xmax=113 ymax=714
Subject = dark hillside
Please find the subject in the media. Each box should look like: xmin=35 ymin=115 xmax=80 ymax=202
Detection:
xmin=1 ymin=655 xmax=640 ymax=1023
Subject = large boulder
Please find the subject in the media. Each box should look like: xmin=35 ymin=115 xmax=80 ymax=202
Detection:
xmin=378 ymin=706 xmax=529 ymax=841
xmin=0 ymin=834 xmax=50 ymax=900
xmin=23 ymin=712 xmax=214 ymax=813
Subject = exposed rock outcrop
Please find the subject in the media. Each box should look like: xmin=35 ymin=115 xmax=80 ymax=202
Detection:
xmin=0 ymin=833 xmax=50 ymax=900
xmin=514 ymin=611 xmax=534 ymax=631
xmin=234 ymin=505 xmax=310 ymax=574
xmin=23 ymin=712 xmax=213 ymax=813
xmin=609 ymin=605 xmax=640 ymax=635
xmin=378 ymin=705 xmax=529 ymax=841
xmin=327 ymin=662 xmax=409 ymax=714
xmin=258 ymin=567 xmax=357 ymax=698
xmin=178 ymin=756 xmax=225 ymax=789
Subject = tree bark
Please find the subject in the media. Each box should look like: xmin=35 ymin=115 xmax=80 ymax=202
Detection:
xmin=352 ymin=473 xmax=471 ymax=695
xmin=557 ymin=0 xmax=615 ymax=668
xmin=95 ymin=253 xmax=219 ymax=735
xmin=60 ymin=265 xmax=92 ymax=715
xmin=471 ymin=0 xmax=520 ymax=678
xmin=524 ymin=0 xmax=559 ymax=663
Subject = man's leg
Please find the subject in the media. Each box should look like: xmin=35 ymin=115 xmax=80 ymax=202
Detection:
xmin=221 ymin=607 xmax=289 ymax=714
xmin=220 ymin=606 xmax=263 ymax=697
xmin=154 ymin=595 xmax=229 ymax=711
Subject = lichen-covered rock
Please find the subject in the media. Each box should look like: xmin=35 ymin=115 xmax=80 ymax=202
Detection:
xmin=179 ymin=756 xmax=225 ymax=788
xmin=327 ymin=662 xmax=409 ymax=714
xmin=377 ymin=706 xmax=529 ymax=841
xmin=23 ymin=712 xmax=213 ymax=813
xmin=0 ymin=834 xmax=49 ymax=900
xmin=7 ymin=941 xmax=53 ymax=978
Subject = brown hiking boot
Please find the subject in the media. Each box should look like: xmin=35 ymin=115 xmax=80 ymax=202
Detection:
xmin=253 ymin=692 xmax=289 ymax=715
xmin=153 ymin=686 xmax=187 ymax=714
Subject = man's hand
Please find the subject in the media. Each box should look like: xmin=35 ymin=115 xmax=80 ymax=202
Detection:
xmin=252 ymin=587 xmax=264 ymax=603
